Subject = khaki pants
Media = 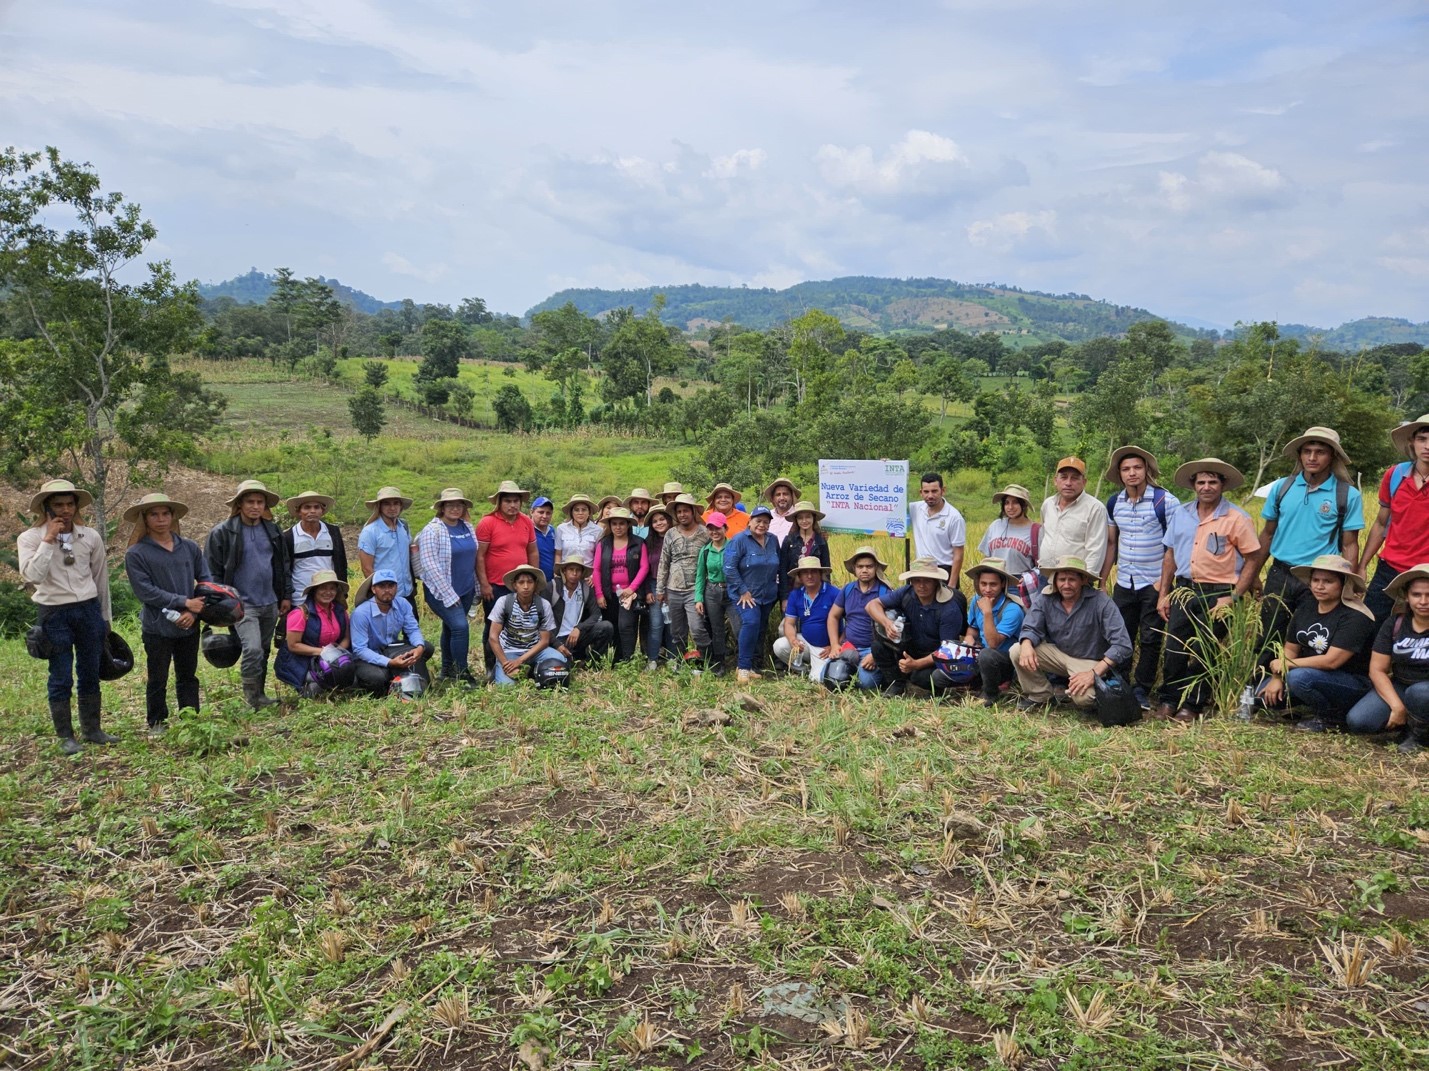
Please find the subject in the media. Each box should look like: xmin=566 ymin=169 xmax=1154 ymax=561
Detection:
xmin=1013 ymin=641 xmax=1098 ymax=708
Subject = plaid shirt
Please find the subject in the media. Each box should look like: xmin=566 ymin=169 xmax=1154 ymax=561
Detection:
xmin=416 ymin=517 xmax=474 ymax=607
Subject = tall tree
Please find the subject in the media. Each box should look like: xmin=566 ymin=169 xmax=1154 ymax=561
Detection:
xmin=599 ymin=297 xmax=680 ymax=406
xmin=348 ymin=386 xmax=386 ymax=441
xmin=0 ymin=146 xmax=220 ymax=532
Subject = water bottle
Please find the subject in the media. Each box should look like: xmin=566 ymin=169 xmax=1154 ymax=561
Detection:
xmin=162 ymin=608 xmax=183 ymax=623
xmin=791 ymin=645 xmax=805 ymax=672
xmin=1235 ymin=686 xmax=1255 ymax=721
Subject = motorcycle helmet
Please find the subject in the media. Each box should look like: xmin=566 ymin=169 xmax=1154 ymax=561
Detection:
xmin=389 ymin=673 xmax=427 ymax=701
xmin=306 ymin=644 xmax=356 ymax=691
xmin=822 ymin=655 xmax=856 ymax=691
xmin=201 ymin=626 xmax=242 ymax=668
xmin=931 ymin=641 xmax=979 ymax=685
xmin=1094 ymin=672 xmax=1142 ymax=727
xmin=195 ymin=581 xmax=245 ymax=626
xmin=98 ymin=629 xmax=135 ymax=681
xmin=535 ymin=661 xmax=570 ymax=690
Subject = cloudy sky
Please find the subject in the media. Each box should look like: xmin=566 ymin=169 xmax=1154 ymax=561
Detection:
xmin=2 ymin=0 xmax=1426 ymax=327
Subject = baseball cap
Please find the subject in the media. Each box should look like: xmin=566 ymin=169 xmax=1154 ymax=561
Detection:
xmin=749 ymin=505 xmax=773 ymax=519
xmin=371 ymin=569 xmax=400 ymax=586
xmin=532 ymin=496 xmax=552 ymax=510
xmin=1056 ymin=456 xmax=1087 ymax=475
xmin=706 ymin=511 xmax=727 ymax=528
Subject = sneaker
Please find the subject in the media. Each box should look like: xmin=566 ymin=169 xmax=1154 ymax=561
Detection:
xmin=736 ymin=669 xmax=754 ymax=685
xmin=1293 ymin=716 xmax=1331 ymax=734
xmin=1014 ymin=697 xmax=1048 ymax=711
xmin=1133 ymin=686 xmax=1151 ymax=710
xmin=645 ymin=659 xmax=660 ymax=672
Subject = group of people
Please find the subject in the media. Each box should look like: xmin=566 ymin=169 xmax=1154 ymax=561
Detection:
xmin=16 ymin=415 xmax=1429 ymax=756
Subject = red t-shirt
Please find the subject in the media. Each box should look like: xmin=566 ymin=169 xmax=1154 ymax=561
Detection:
xmin=1379 ymin=466 xmax=1429 ymax=571
xmin=476 ymin=511 xmax=536 ymax=585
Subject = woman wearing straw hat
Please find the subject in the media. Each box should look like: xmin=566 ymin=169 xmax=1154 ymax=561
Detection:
xmin=592 ymin=507 xmax=650 ymax=663
xmin=776 ymin=501 xmax=830 ymax=603
xmin=962 ymin=559 xmax=1026 ymax=706
xmin=205 ymin=479 xmax=291 ymax=709
xmin=705 ymin=483 xmax=748 ymax=538
xmin=555 ymin=493 xmax=601 ymax=569
xmin=415 ymin=488 xmax=480 ymax=685
xmin=1344 ymin=564 xmax=1429 ymax=753
xmin=124 ymin=493 xmax=213 ymax=734
xmin=1359 ymin=415 xmax=1429 ymax=624
xmin=18 ymin=479 xmax=115 ymax=753
xmin=828 ymin=546 xmax=893 ymax=690
xmin=1256 ymin=555 xmax=1376 ymax=733
xmin=979 ymin=484 xmax=1039 ymax=579
xmin=772 ymin=556 xmax=839 ymax=683
xmin=274 ymin=570 xmax=351 ymax=697
xmin=282 ymin=490 xmax=348 ymax=604
xmin=358 ymin=486 xmax=415 ymax=599
xmin=864 ymin=558 xmax=967 ymax=697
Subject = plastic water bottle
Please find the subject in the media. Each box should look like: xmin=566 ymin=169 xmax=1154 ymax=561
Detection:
xmin=1235 ymin=686 xmax=1255 ymax=721
xmin=162 ymin=608 xmax=183 ymax=623
xmin=791 ymin=645 xmax=805 ymax=671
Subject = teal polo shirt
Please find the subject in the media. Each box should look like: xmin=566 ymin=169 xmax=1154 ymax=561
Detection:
xmin=1261 ymin=473 xmax=1364 ymax=566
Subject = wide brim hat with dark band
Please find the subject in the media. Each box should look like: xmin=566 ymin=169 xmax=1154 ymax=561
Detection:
xmin=991 ymin=484 xmax=1032 ymax=510
xmin=123 ymin=492 xmax=189 ymax=524
xmin=29 ymin=479 xmax=94 ymax=515
xmin=1290 ymin=554 xmax=1372 ymax=618
xmin=706 ymin=482 xmax=742 ymax=505
xmin=562 ymin=493 xmax=596 ymax=517
xmin=502 ymin=564 xmax=547 ymax=592
xmin=763 ymin=476 xmax=801 ymax=501
xmin=488 ymin=480 xmax=531 ymax=504
xmin=787 ymin=555 xmax=833 ymax=579
xmin=433 ymin=487 xmax=473 ymax=509
xmin=1104 ymin=446 xmax=1161 ymax=488
xmin=301 ymin=569 xmax=349 ymax=600
xmin=1390 ymin=414 xmax=1429 ymax=456
xmin=1040 ymin=555 xmax=1098 ymax=593
xmin=285 ymin=490 xmax=335 ymax=515
xmin=365 ymin=486 xmax=413 ymax=509
xmin=1384 ymin=563 xmax=1429 ymax=602
xmin=898 ymin=558 xmax=954 ymax=602
xmin=596 ymin=495 xmax=624 ymax=512
xmin=558 ymin=552 xmax=594 ymax=579
xmin=1172 ymin=458 xmax=1245 ymax=492
xmin=644 ymin=504 xmax=673 ymax=526
xmin=843 ymin=545 xmax=890 ymax=585
xmin=1283 ymin=425 xmax=1351 ymax=465
xmin=965 ymin=557 xmax=1024 ymax=606
xmin=225 ymin=479 xmax=280 ymax=511
xmin=788 ymin=500 xmax=825 ymax=522
xmin=671 ymin=493 xmax=702 ymax=511
xmin=625 ymin=488 xmax=654 ymax=507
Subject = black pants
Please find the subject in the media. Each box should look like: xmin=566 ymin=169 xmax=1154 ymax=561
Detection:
xmin=602 ymin=599 xmax=643 ymax=663
xmin=558 ymin=619 xmax=615 ymax=664
xmin=1260 ymin=561 xmax=1311 ymax=655
xmin=873 ymin=634 xmax=941 ymax=691
xmin=480 ymin=584 xmax=511 ymax=671
xmin=1112 ymin=584 xmax=1163 ymax=691
xmin=1159 ymin=581 xmax=1232 ymax=711
xmin=143 ymin=630 xmax=201 ymax=726
xmin=354 ymin=643 xmax=434 ymax=697
xmin=976 ymin=646 xmax=1014 ymax=699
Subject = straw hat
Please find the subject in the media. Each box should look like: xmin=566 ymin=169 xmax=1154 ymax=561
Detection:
xmin=1172 ymin=458 xmax=1245 ymax=492
xmin=502 ymin=564 xmax=547 ymax=592
xmin=763 ymin=476 xmax=801 ymax=501
xmin=557 ymin=552 xmax=593 ymax=580
xmin=706 ymin=482 xmax=742 ymax=505
xmin=1104 ymin=446 xmax=1161 ymax=488
xmin=787 ymin=555 xmax=833 ymax=579
xmin=625 ymin=487 xmax=654 ymax=507
xmin=225 ymin=479 xmax=280 ymax=512
xmin=645 ymin=504 xmax=672 ymax=527
xmin=660 ymin=481 xmax=685 ymax=497
xmin=365 ymin=486 xmax=413 ymax=510
xmin=1290 ymin=554 xmax=1372 ymax=618
xmin=670 ymin=493 xmax=702 ymax=511
xmin=899 ymin=557 xmax=954 ymax=602
xmin=301 ymin=569 xmax=349 ymax=601
xmin=561 ymin=493 xmax=596 ymax=518
xmin=433 ymin=487 xmax=473 ymax=510
xmin=603 ymin=506 xmax=635 ymax=523
xmin=1041 ymin=556 xmax=1098 ymax=593
xmin=29 ymin=478 xmax=93 ymax=516
xmin=595 ymin=494 xmax=623 ymax=513
xmin=488 ymin=480 xmax=531 ymax=504
xmin=1390 ymin=414 xmax=1429 ymax=456
xmin=843 ymin=545 xmax=890 ymax=585
xmin=787 ymin=499 xmax=825 ymax=522
xmin=285 ymin=490 xmax=335 ymax=516
xmin=1283 ymin=426 xmax=1351 ymax=466
xmin=965 ymin=558 xmax=1023 ymax=606
xmin=123 ymin=492 xmax=189 ymax=525
xmin=991 ymin=484 xmax=1032 ymax=510
xmin=354 ymin=568 xmax=403 ymax=607
xmin=1383 ymin=563 xmax=1429 ymax=603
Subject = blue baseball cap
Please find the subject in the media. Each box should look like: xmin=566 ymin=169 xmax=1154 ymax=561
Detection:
xmin=371 ymin=569 xmax=400 ymax=586
xmin=532 ymin=496 xmax=552 ymax=510
xmin=749 ymin=505 xmax=773 ymax=519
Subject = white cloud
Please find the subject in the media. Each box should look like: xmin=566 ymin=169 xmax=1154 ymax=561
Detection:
xmin=966 ymin=210 xmax=1059 ymax=253
xmin=1158 ymin=151 xmax=1292 ymax=213
xmin=382 ymin=252 xmax=448 ymax=283
xmin=815 ymin=130 xmax=969 ymax=195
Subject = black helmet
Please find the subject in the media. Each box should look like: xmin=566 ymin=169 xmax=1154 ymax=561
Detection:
xmin=822 ymin=655 xmax=856 ymax=691
xmin=98 ymin=630 xmax=134 ymax=681
xmin=1094 ymin=672 xmax=1142 ymax=727
xmin=201 ymin=626 xmax=242 ymax=668
xmin=195 ymin=581 xmax=245 ymax=626
xmin=535 ymin=661 xmax=570 ymax=690
xmin=25 ymin=625 xmax=55 ymax=661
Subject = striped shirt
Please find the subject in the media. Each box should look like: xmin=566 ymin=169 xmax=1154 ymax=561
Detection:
xmin=491 ymin=594 xmax=555 ymax=651
xmin=1108 ymin=488 xmax=1178 ymax=589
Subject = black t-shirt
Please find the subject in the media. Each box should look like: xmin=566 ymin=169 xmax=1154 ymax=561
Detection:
xmin=1373 ymin=614 xmax=1429 ymax=685
xmin=1288 ymin=601 xmax=1376 ymax=676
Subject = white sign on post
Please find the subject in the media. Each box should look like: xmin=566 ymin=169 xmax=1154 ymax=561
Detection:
xmin=817 ymin=459 xmax=909 ymax=536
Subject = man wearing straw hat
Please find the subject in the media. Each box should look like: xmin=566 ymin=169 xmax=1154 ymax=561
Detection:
xmin=1359 ymin=414 xmax=1429 ymax=623
xmin=865 ymin=557 xmax=967 ymax=697
xmin=658 ymin=493 xmax=711 ymax=663
xmin=828 ymin=545 xmax=894 ymax=690
xmin=772 ymin=556 xmax=840 ymax=682
xmin=282 ymin=490 xmax=348 ymax=604
xmin=549 ymin=553 xmax=614 ymax=665
xmin=206 ymin=479 xmax=291 ymax=709
xmin=625 ymin=488 xmax=655 ymax=538
xmin=1153 ymin=459 xmax=1261 ymax=722
xmin=763 ymin=476 xmax=801 ymax=543
xmin=18 ymin=479 xmax=116 ymax=753
xmin=1014 ymin=556 xmax=1130 ymax=710
xmin=487 ymin=564 xmax=566 ymax=685
xmin=476 ymin=480 xmax=540 ymax=666
xmin=358 ymin=486 xmax=416 ymax=599
xmin=124 ymin=492 xmax=212 ymax=734
xmin=962 ymin=559 xmax=1026 ymax=705
xmin=349 ymin=569 xmax=433 ymax=697
xmin=1099 ymin=446 xmax=1178 ymax=709
xmin=1251 ymin=426 xmax=1364 ymax=649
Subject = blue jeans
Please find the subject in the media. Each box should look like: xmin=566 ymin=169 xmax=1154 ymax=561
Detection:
xmin=1364 ymin=560 xmax=1400 ymax=627
xmin=854 ymin=645 xmax=880 ymax=690
xmin=1281 ymin=667 xmax=1372 ymax=718
xmin=492 ymin=644 xmax=565 ymax=685
xmin=735 ymin=600 xmax=775 ymax=670
xmin=426 ymin=588 xmax=474 ymax=675
xmin=38 ymin=598 xmax=106 ymax=703
xmin=1345 ymin=680 xmax=1429 ymax=734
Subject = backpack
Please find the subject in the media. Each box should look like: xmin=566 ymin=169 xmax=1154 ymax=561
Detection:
xmin=1272 ymin=474 xmax=1350 ymax=551
xmin=1105 ymin=486 xmax=1169 ymax=532
xmin=1383 ymin=462 xmax=1413 ymax=531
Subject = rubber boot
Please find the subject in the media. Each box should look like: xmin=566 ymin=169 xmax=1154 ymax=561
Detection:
xmin=1398 ymin=718 xmax=1429 ymax=756
xmin=243 ymin=673 xmax=279 ymax=710
xmin=50 ymin=699 xmax=82 ymax=755
xmin=77 ymin=693 xmax=119 ymax=744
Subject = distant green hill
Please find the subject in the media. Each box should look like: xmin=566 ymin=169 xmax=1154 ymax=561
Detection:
xmin=524 ymin=276 xmax=1215 ymax=343
xmin=198 ymin=269 xmax=401 ymax=315
xmin=1275 ymin=317 xmax=1429 ymax=350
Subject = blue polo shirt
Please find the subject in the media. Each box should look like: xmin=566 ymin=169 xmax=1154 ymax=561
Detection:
xmin=968 ymin=594 xmax=1025 ymax=653
xmin=533 ymin=524 xmax=556 ymax=582
xmin=835 ymin=580 xmax=891 ymax=648
xmin=784 ymin=581 xmax=839 ymax=647
xmin=1261 ymin=473 xmax=1364 ymax=566
xmin=358 ymin=518 xmax=414 ymax=597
